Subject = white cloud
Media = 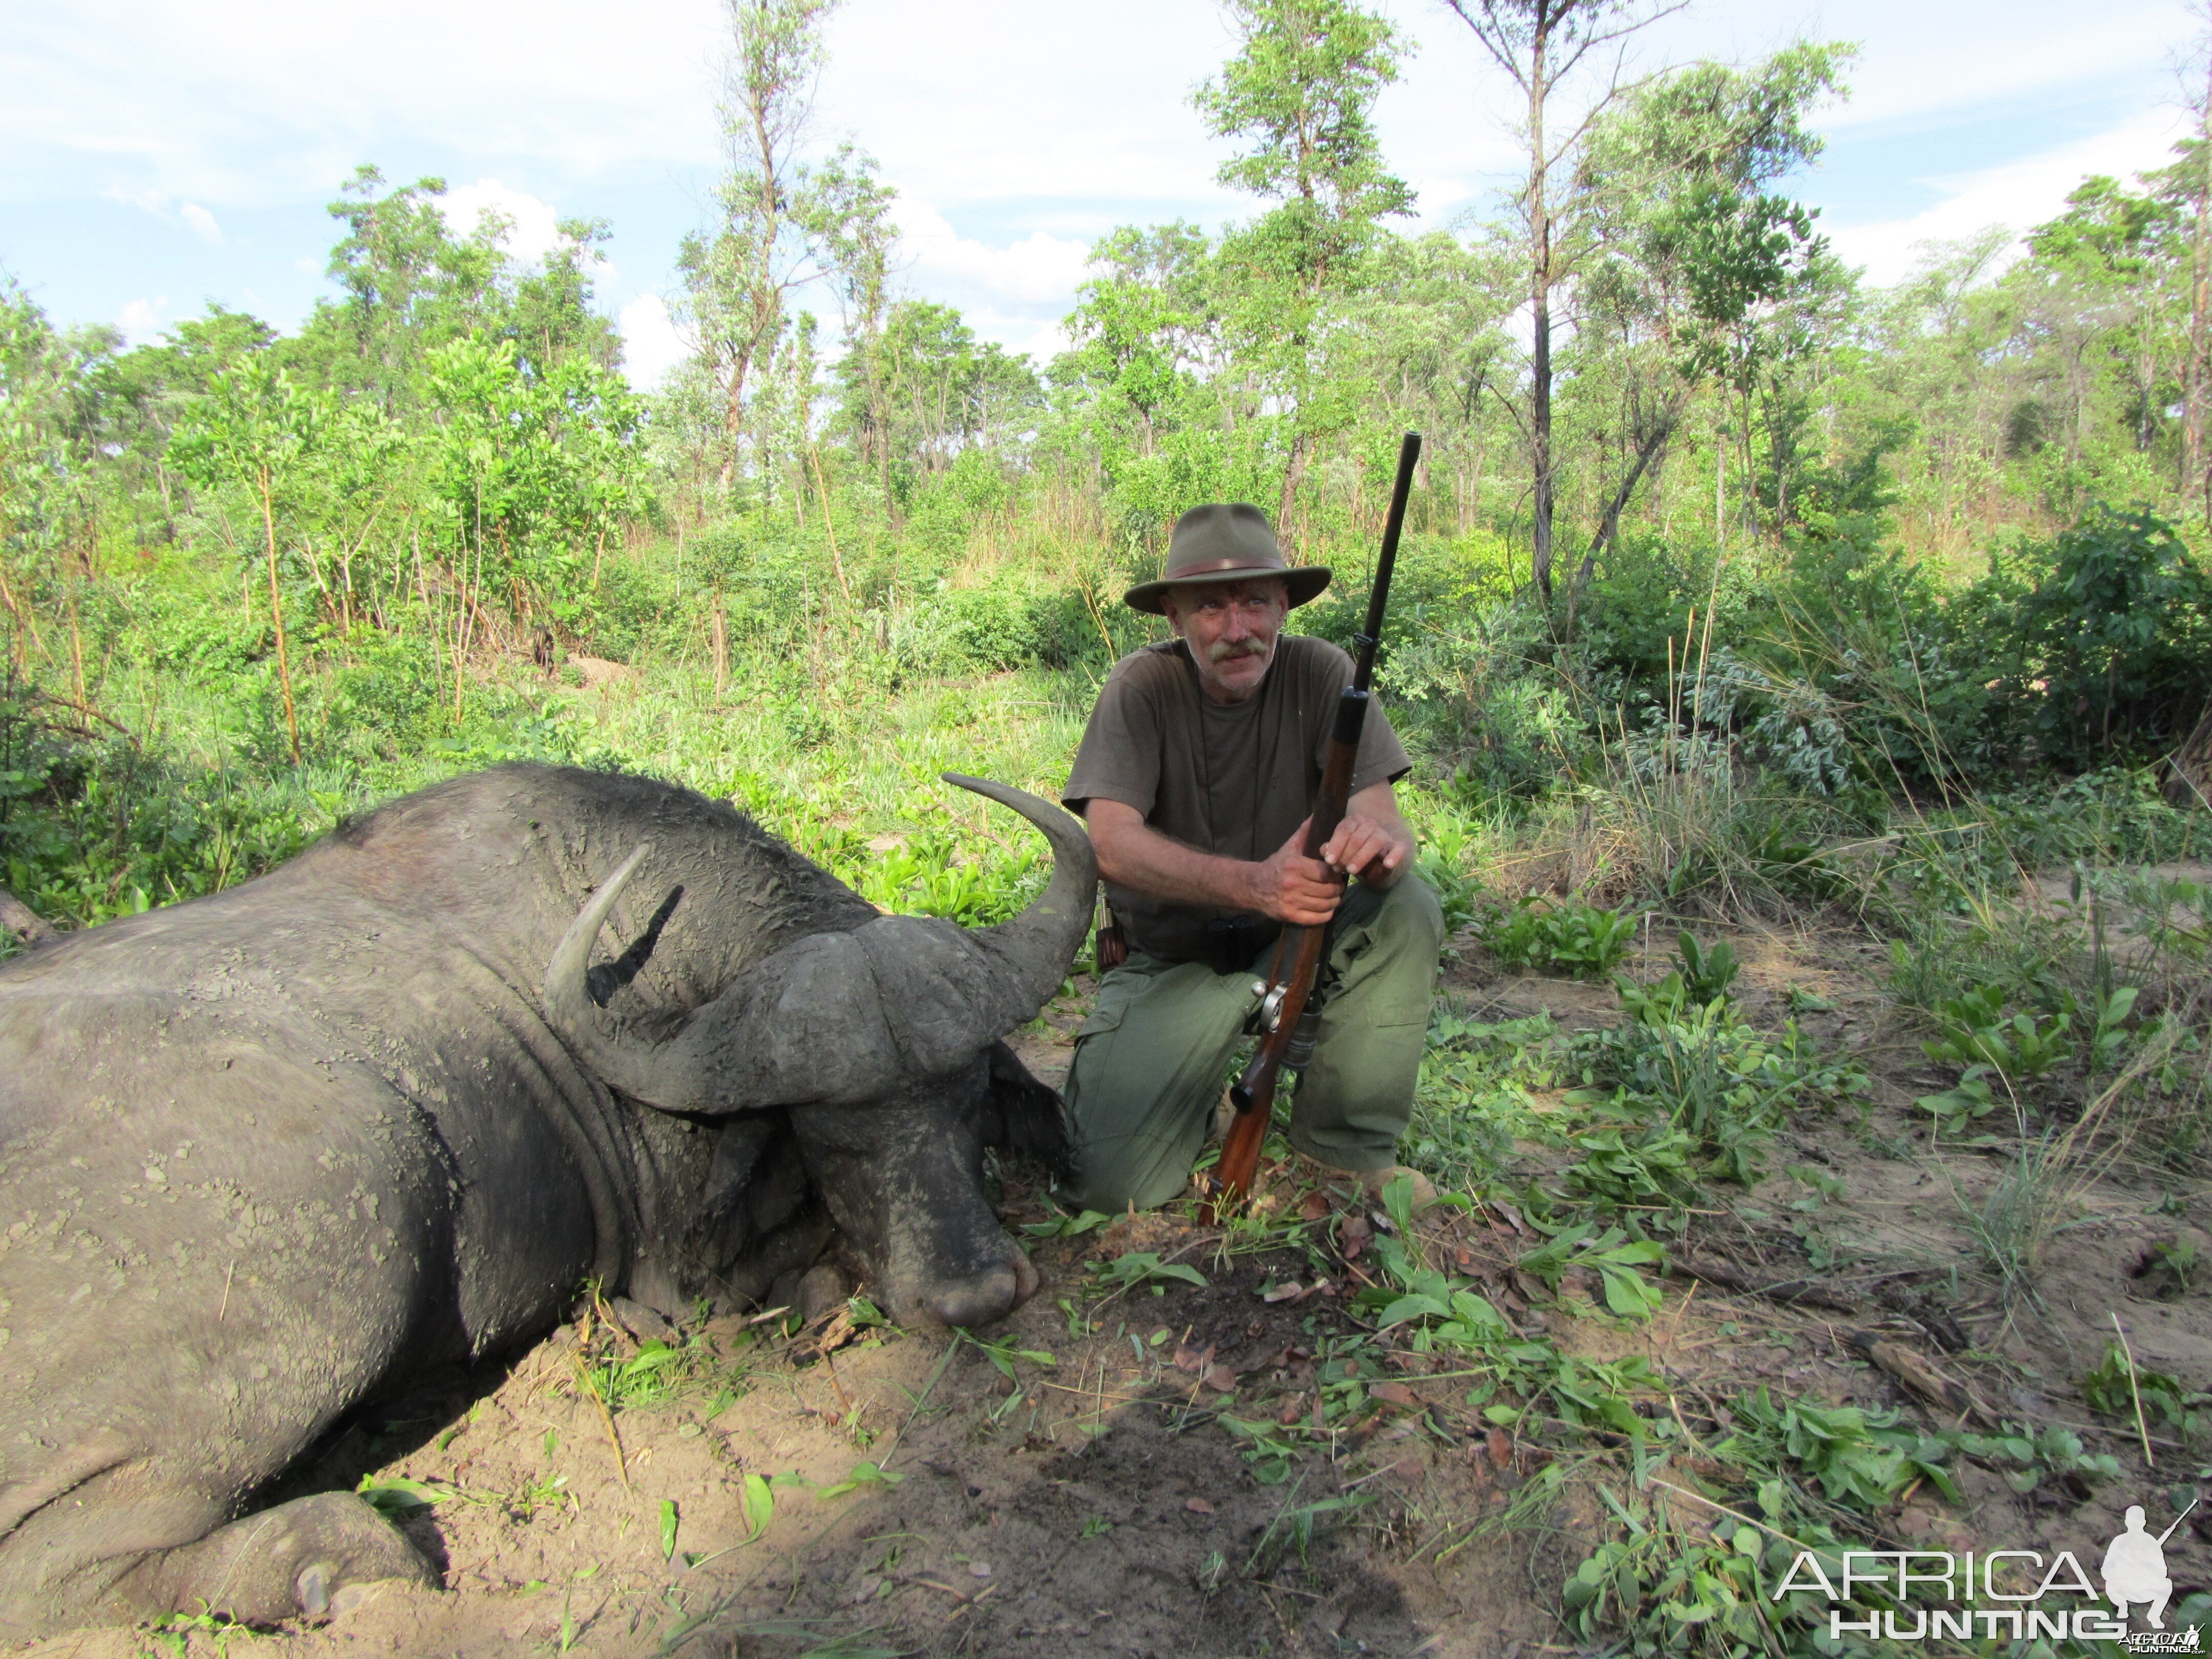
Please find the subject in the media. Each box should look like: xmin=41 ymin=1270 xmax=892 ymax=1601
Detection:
xmin=816 ymin=0 xmax=1239 ymax=217
xmin=1802 ymin=0 xmax=2194 ymax=134
xmin=101 ymin=186 xmax=226 ymax=246
xmin=15 ymin=0 xmax=2212 ymax=364
xmin=117 ymin=295 xmax=171 ymax=342
xmin=2 ymin=0 xmax=726 ymax=209
xmin=618 ymin=292 xmax=687 ymax=390
xmin=1827 ymin=106 xmax=2188 ymax=285
xmin=103 ymin=185 xmax=170 ymax=216
xmin=896 ymin=202 xmax=1092 ymax=305
xmin=439 ymin=178 xmax=570 ymax=264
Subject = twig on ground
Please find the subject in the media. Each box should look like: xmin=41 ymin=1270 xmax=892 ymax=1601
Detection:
xmin=2111 ymin=1311 xmax=2156 ymax=1470
xmin=567 ymin=1353 xmax=630 ymax=1492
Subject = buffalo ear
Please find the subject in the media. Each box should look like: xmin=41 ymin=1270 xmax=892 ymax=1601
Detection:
xmin=985 ymin=1041 xmax=1071 ymax=1178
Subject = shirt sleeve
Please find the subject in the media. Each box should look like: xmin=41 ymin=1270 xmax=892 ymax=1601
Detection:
xmin=1350 ymin=698 xmax=1414 ymax=795
xmin=1065 ymin=656 xmax=1162 ymax=817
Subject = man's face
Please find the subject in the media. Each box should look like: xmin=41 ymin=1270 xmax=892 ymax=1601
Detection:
xmin=1163 ymin=578 xmax=1289 ymax=705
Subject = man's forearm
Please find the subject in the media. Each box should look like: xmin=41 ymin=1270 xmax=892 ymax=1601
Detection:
xmin=1092 ymin=817 xmax=1259 ymax=912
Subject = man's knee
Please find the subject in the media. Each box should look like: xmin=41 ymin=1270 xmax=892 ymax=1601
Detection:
xmin=1060 ymin=1156 xmax=1188 ymax=1217
xmin=1366 ymin=875 xmax=1445 ymax=956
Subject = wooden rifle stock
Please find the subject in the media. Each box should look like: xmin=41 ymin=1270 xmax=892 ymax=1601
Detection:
xmin=1202 ymin=432 xmax=1422 ymax=1222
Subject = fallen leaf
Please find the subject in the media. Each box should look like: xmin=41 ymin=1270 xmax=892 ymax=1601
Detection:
xmin=1485 ymin=1428 xmax=1512 ymax=1470
xmin=1338 ymin=1216 xmax=1372 ymax=1262
xmin=1299 ymin=1190 xmax=1334 ymax=1221
xmin=1369 ymin=1380 xmax=1419 ymax=1409
xmin=969 ymin=1562 xmax=992 ymax=1579
xmin=1203 ymin=1364 xmax=1237 ymax=1393
xmin=1173 ymin=1344 xmax=1214 ymax=1375
xmin=1184 ymin=1497 xmax=1215 ymax=1515
xmin=1276 ymin=1394 xmax=1310 ymax=1426
xmin=1261 ymin=1281 xmax=1303 ymax=1304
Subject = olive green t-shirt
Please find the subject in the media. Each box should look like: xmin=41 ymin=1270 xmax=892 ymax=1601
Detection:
xmin=1064 ymin=634 xmax=1413 ymax=964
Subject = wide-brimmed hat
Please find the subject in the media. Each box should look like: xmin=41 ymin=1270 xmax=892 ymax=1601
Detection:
xmin=1122 ymin=503 xmax=1332 ymax=615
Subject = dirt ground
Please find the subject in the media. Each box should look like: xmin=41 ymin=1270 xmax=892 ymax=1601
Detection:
xmin=22 ymin=896 xmax=2212 ymax=1659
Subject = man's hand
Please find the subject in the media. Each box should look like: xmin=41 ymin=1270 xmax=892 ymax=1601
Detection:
xmin=1248 ymin=818 xmax=1343 ymax=926
xmin=1082 ymin=779 xmax=1414 ymax=928
xmin=1320 ymin=786 xmax=1415 ymax=889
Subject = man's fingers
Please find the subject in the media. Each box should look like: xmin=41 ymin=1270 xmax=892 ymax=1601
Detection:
xmin=1325 ymin=830 xmax=1383 ymax=874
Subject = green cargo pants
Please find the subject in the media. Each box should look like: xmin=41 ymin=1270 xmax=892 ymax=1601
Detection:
xmin=1057 ymin=876 xmax=1445 ymax=1214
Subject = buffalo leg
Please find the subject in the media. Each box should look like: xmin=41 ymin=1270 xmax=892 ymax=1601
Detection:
xmin=0 ymin=1476 xmax=433 ymax=1639
xmin=125 ymin=1492 xmax=434 ymax=1624
xmin=28 ymin=1491 xmax=436 ymax=1633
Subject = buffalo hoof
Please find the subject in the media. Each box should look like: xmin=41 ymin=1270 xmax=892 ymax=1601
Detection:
xmin=798 ymin=1263 xmax=850 ymax=1323
xmin=144 ymin=1492 xmax=437 ymax=1627
xmin=909 ymin=1247 xmax=1039 ymax=1328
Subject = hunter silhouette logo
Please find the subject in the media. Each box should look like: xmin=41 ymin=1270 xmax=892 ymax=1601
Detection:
xmin=1770 ymin=1496 xmax=2204 ymax=1645
xmin=2104 ymin=1500 xmax=2192 ymax=1631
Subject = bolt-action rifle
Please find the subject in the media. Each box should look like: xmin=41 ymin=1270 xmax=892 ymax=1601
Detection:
xmin=1201 ymin=430 xmax=1421 ymax=1223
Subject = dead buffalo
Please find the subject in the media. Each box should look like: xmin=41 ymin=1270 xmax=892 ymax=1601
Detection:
xmin=0 ymin=761 xmax=1093 ymax=1636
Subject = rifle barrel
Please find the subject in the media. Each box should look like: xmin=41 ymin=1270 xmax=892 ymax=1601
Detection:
xmin=1354 ymin=432 xmax=1422 ymax=694
xmin=2158 ymin=1496 xmax=2199 ymax=1545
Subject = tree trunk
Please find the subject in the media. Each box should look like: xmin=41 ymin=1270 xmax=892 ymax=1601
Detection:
xmin=810 ymin=444 xmax=853 ymax=603
xmin=1277 ymin=428 xmax=1307 ymax=550
xmin=258 ymin=465 xmax=301 ymax=765
xmin=1527 ymin=40 xmax=1556 ymax=604
xmin=1715 ymin=433 xmax=1725 ymax=545
xmin=2188 ymin=117 xmax=2212 ymax=519
xmin=1571 ymin=407 xmax=1678 ymax=597
xmin=711 ymin=597 xmax=729 ymax=699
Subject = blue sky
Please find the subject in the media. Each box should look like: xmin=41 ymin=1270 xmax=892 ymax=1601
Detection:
xmin=1 ymin=0 xmax=2198 ymax=387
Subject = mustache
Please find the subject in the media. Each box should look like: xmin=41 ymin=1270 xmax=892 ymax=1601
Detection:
xmin=1206 ymin=639 xmax=1272 ymax=666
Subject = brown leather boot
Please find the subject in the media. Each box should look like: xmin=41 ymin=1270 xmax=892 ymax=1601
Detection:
xmin=1292 ymin=1153 xmax=1438 ymax=1209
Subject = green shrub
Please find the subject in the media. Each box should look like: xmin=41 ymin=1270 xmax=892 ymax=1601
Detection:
xmin=2002 ymin=505 xmax=2212 ymax=768
xmin=1475 ymin=896 xmax=1639 ymax=979
xmin=1719 ymin=1387 xmax=1954 ymax=1513
xmin=1409 ymin=799 xmax=1481 ymax=933
xmin=1567 ymin=995 xmax=1867 ymax=1184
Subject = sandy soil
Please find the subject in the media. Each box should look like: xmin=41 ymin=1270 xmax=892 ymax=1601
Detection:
xmin=22 ymin=903 xmax=2212 ymax=1659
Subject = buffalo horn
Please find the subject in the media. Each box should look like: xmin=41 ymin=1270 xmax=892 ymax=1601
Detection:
xmin=543 ymin=777 xmax=1096 ymax=1113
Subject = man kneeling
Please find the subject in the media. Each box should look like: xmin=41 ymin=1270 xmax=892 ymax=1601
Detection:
xmin=1058 ymin=503 xmax=1445 ymax=1213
